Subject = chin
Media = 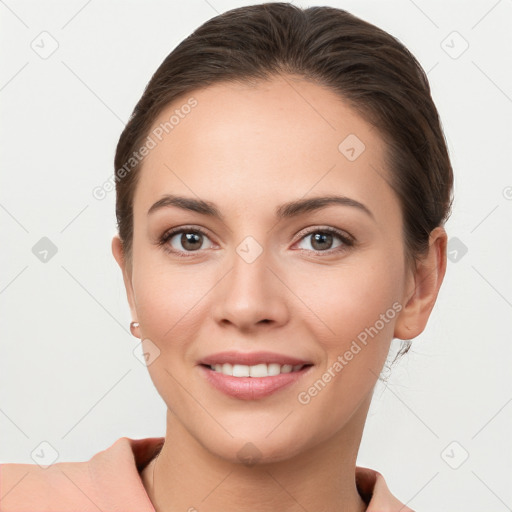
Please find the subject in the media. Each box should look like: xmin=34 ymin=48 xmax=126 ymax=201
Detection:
xmin=190 ymin=416 xmax=323 ymax=467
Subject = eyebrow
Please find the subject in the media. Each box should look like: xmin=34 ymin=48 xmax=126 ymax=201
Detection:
xmin=147 ymin=194 xmax=374 ymax=221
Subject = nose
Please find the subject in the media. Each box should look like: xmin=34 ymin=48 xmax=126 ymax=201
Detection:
xmin=210 ymin=242 xmax=290 ymax=332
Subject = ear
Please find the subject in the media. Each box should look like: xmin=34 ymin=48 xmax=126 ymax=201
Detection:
xmin=111 ymin=234 xmax=138 ymax=324
xmin=394 ymin=226 xmax=447 ymax=340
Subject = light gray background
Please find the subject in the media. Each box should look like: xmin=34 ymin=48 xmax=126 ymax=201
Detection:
xmin=1 ymin=1 xmax=511 ymax=510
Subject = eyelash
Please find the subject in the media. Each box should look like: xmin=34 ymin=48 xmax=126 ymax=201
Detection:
xmin=157 ymin=225 xmax=355 ymax=258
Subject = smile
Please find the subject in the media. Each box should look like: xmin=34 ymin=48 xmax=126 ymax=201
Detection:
xmin=199 ymin=363 xmax=313 ymax=400
xmin=207 ymin=362 xmax=307 ymax=377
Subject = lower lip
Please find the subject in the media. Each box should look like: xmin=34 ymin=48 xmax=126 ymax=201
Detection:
xmin=199 ymin=364 xmax=312 ymax=400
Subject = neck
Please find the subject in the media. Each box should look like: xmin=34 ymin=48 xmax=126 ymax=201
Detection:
xmin=142 ymin=396 xmax=372 ymax=512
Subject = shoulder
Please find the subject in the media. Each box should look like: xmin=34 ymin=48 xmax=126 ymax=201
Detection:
xmin=0 ymin=437 xmax=157 ymax=511
xmin=0 ymin=458 xmax=96 ymax=510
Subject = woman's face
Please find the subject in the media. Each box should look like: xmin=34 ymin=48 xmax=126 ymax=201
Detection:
xmin=115 ymin=75 xmax=421 ymax=463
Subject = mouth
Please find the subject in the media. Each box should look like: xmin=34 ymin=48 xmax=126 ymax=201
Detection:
xmin=198 ymin=350 xmax=314 ymax=400
xmin=197 ymin=351 xmax=314 ymax=400
xmin=201 ymin=362 xmax=312 ymax=377
xmin=199 ymin=350 xmax=313 ymax=368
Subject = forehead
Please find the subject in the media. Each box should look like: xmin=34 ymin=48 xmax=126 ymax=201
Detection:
xmin=133 ymin=75 xmax=398 ymax=221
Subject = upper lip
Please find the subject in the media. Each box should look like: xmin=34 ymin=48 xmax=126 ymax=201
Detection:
xmin=199 ymin=351 xmax=313 ymax=367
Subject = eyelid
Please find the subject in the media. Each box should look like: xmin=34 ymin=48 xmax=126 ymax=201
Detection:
xmin=291 ymin=226 xmax=355 ymax=255
xmin=293 ymin=225 xmax=355 ymax=244
xmin=158 ymin=225 xmax=216 ymax=257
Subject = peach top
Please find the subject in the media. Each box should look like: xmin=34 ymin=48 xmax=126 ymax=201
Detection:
xmin=0 ymin=437 xmax=414 ymax=511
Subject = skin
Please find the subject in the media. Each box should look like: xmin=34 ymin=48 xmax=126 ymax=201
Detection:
xmin=112 ymin=74 xmax=447 ymax=512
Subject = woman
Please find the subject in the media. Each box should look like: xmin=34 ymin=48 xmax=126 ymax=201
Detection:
xmin=0 ymin=3 xmax=452 ymax=511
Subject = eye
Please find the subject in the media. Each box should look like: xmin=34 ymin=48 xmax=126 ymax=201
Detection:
xmin=295 ymin=227 xmax=354 ymax=254
xmin=158 ymin=225 xmax=354 ymax=258
xmin=159 ymin=226 xmax=214 ymax=256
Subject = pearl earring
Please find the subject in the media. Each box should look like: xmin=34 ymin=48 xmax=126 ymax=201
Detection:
xmin=130 ymin=321 xmax=140 ymax=337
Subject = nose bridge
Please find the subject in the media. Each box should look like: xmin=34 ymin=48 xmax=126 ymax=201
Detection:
xmin=212 ymin=234 xmax=289 ymax=328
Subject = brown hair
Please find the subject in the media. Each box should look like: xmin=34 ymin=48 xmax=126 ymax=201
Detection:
xmin=114 ymin=2 xmax=453 ymax=360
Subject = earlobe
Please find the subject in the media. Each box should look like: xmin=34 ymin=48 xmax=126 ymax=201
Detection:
xmin=394 ymin=227 xmax=447 ymax=340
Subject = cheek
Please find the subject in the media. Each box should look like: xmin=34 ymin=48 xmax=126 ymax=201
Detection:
xmin=291 ymin=262 xmax=402 ymax=436
xmin=130 ymin=262 xmax=211 ymax=405
xmin=292 ymin=257 xmax=403 ymax=362
xmin=132 ymin=263 xmax=209 ymax=343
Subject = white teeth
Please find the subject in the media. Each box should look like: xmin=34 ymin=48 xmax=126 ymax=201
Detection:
xmin=268 ymin=363 xmax=281 ymax=376
xmin=249 ymin=364 xmax=268 ymax=377
xmin=209 ymin=363 xmax=305 ymax=377
xmin=232 ymin=364 xmax=250 ymax=377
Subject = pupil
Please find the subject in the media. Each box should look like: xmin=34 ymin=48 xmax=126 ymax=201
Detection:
xmin=182 ymin=232 xmax=201 ymax=250
xmin=312 ymin=232 xmax=332 ymax=250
